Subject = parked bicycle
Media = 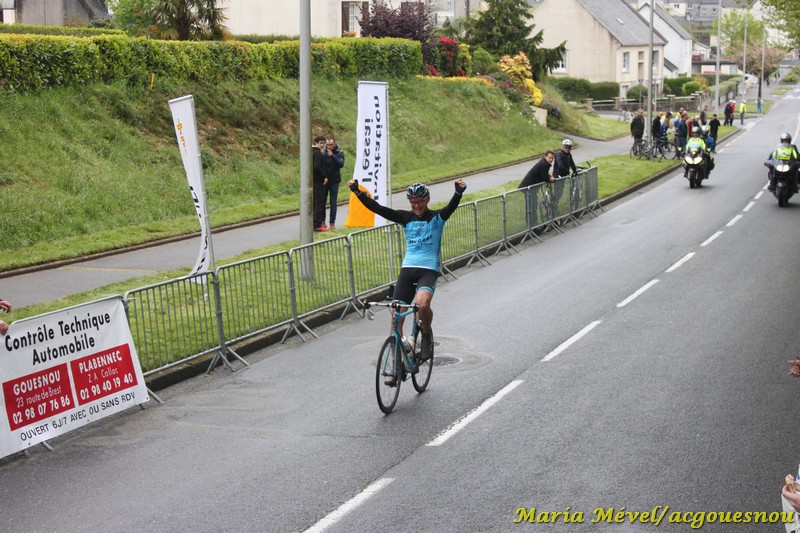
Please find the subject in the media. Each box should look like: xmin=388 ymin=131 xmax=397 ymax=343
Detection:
xmin=363 ymin=299 xmax=432 ymax=414
xmin=618 ymin=109 xmax=633 ymax=123
xmin=568 ymin=162 xmax=592 ymax=215
xmin=630 ymin=136 xmax=674 ymax=161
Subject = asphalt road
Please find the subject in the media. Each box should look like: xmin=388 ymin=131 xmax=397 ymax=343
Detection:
xmin=1 ymin=85 xmax=800 ymax=532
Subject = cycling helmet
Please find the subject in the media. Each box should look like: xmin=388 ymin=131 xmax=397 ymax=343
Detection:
xmin=701 ymin=125 xmax=710 ymax=135
xmin=692 ymin=126 xmax=701 ymax=135
xmin=781 ymin=132 xmax=792 ymax=143
xmin=562 ymin=139 xmax=573 ymax=147
xmin=406 ymin=183 xmax=430 ymax=199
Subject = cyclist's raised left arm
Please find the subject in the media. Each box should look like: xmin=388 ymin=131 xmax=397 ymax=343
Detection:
xmin=440 ymin=179 xmax=466 ymax=221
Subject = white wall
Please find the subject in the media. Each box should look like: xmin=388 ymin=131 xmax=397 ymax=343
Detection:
xmin=219 ymin=0 xmax=344 ymax=37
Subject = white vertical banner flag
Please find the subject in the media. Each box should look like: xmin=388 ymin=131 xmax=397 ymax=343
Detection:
xmin=168 ymin=95 xmax=214 ymax=276
xmin=353 ymin=81 xmax=390 ymax=225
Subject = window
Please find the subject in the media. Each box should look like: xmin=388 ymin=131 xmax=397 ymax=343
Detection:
xmin=554 ymin=51 xmax=567 ymax=72
xmin=342 ymin=2 xmax=368 ymax=35
xmin=622 ymin=51 xmax=630 ymax=73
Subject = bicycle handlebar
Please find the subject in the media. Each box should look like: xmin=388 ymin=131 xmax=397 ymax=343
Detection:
xmin=362 ymin=300 xmax=419 ymax=311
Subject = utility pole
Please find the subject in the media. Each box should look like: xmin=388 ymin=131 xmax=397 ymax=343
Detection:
xmin=714 ymin=0 xmax=721 ymax=114
xmin=742 ymin=2 xmax=749 ymax=95
xmin=299 ymin=0 xmax=314 ymax=279
xmin=759 ymin=23 xmax=766 ymax=99
xmin=646 ymin=1 xmax=654 ymax=142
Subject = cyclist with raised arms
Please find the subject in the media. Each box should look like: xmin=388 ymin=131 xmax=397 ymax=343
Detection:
xmin=348 ymin=178 xmax=467 ymax=361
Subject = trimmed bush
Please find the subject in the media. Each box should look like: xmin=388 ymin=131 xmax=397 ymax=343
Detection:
xmin=663 ymin=76 xmax=691 ymax=96
xmin=681 ymin=81 xmax=702 ymax=95
xmin=589 ymin=81 xmax=619 ymax=100
xmin=548 ymin=76 xmax=591 ymax=101
xmin=0 ymin=23 xmax=124 ymax=37
xmin=471 ymin=47 xmax=498 ymax=75
xmin=0 ymin=35 xmax=422 ymax=92
xmin=625 ymin=85 xmax=647 ymax=100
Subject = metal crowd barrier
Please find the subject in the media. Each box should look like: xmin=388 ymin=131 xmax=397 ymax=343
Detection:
xmin=31 ymin=167 xmax=600 ymax=378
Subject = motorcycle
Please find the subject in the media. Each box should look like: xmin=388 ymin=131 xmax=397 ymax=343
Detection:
xmin=683 ymin=145 xmax=708 ymax=189
xmin=765 ymin=158 xmax=799 ymax=207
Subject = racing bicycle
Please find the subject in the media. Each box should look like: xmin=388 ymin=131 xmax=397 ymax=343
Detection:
xmin=363 ymin=299 xmax=433 ymax=413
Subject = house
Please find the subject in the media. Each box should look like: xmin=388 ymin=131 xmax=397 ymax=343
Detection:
xmin=217 ymin=0 xmax=368 ymax=37
xmin=0 ymin=0 xmax=107 ymax=25
xmin=636 ymin=0 xmax=692 ymax=77
xmin=532 ymin=0 xmax=667 ymax=97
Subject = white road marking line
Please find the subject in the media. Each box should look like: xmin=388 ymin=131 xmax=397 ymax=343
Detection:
xmin=426 ymin=380 xmax=524 ymax=446
xmin=616 ymin=279 xmax=660 ymax=308
xmin=303 ymin=477 xmax=394 ymax=533
xmin=701 ymin=231 xmax=724 ymax=247
xmin=541 ymin=321 xmax=602 ymax=362
xmin=755 ymin=190 xmax=765 ymax=199
xmin=743 ymin=201 xmax=755 ymax=212
xmin=665 ymin=253 xmax=695 ymax=273
xmin=726 ymin=214 xmax=743 ymax=227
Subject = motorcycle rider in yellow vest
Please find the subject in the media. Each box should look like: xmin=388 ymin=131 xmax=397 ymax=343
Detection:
xmin=765 ymin=132 xmax=800 ymax=192
xmin=683 ymin=126 xmax=714 ymax=178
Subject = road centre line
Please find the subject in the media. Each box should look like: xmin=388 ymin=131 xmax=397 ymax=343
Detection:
xmin=726 ymin=214 xmax=743 ymax=227
xmin=426 ymin=380 xmax=523 ymax=447
xmin=665 ymin=253 xmax=695 ymax=273
xmin=616 ymin=280 xmax=659 ymax=308
xmin=701 ymin=231 xmax=724 ymax=247
xmin=743 ymin=201 xmax=755 ymax=212
xmin=303 ymin=477 xmax=394 ymax=533
xmin=541 ymin=321 xmax=603 ymax=362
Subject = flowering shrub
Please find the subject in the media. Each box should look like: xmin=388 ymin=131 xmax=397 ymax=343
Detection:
xmin=498 ymin=52 xmax=543 ymax=107
xmin=423 ymin=36 xmax=471 ymax=77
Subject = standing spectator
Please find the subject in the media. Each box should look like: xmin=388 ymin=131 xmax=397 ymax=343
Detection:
xmin=675 ymin=113 xmax=688 ymax=153
xmin=630 ymin=109 xmax=645 ymax=142
xmin=739 ymin=100 xmax=747 ymax=124
xmin=0 ymin=298 xmax=11 ymax=335
xmin=684 ymin=114 xmax=695 ymax=142
xmin=322 ymin=137 xmax=345 ymax=230
xmin=723 ymin=100 xmax=734 ymax=126
xmin=700 ymin=106 xmax=708 ymax=125
xmin=708 ymin=113 xmax=720 ymax=152
xmin=651 ymin=112 xmax=663 ymax=139
xmin=552 ymin=139 xmax=577 ymax=219
xmin=757 ymin=97 xmax=763 ymax=114
xmin=312 ymin=135 xmax=329 ymax=232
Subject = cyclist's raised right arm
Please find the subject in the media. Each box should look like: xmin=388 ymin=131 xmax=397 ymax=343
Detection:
xmin=348 ymin=179 xmax=406 ymax=224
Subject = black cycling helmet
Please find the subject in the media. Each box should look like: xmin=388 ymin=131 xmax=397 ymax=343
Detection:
xmin=781 ymin=132 xmax=792 ymax=143
xmin=406 ymin=183 xmax=430 ymax=199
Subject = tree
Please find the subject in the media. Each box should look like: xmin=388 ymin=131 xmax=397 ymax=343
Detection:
xmin=760 ymin=0 xmax=800 ymax=49
xmin=725 ymin=39 xmax=786 ymax=79
xmin=468 ymin=0 xmax=532 ymax=58
xmin=467 ymin=0 xmax=565 ymax=80
xmin=148 ymin=0 xmax=228 ymax=41
xmin=359 ymin=0 xmax=433 ymax=44
xmin=106 ymin=0 xmax=156 ymax=36
xmin=714 ymin=8 xmax=764 ymax=53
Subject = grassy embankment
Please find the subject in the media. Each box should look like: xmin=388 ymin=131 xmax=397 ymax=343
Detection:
xmin=1 ymin=76 xmax=740 ymax=323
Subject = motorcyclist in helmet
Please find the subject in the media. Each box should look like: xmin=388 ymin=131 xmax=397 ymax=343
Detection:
xmin=684 ymin=126 xmax=714 ymax=178
xmin=765 ymin=132 xmax=800 ymax=192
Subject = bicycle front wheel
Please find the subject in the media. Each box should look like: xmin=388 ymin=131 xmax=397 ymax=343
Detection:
xmin=630 ymin=139 xmax=646 ymax=159
xmin=661 ymin=141 xmax=676 ymax=159
xmin=376 ymin=337 xmax=401 ymax=413
xmin=411 ymin=327 xmax=432 ymax=393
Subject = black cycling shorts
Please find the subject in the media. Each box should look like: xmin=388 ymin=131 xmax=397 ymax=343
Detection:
xmin=393 ymin=267 xmax=438 ymax=304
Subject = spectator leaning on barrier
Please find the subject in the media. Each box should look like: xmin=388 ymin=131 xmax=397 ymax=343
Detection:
xmin=0 ymin=298 xmax=12 ymax=335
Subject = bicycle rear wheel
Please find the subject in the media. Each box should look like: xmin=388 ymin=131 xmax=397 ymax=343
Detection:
xmin=661 ymin=141 xmax=676 ymax=159
xmin=411 ymin=326 xmax=432 ymax=392
xmin=376 ymin=337 xmax=401 ymax=413
xmin=630 ymin=139 xmax=646 ymax=159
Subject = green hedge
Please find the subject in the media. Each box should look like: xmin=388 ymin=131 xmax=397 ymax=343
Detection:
xmin=548 ymin=76 xmax=591 ymax=100
xmin=0 ymin=35 xmax=422 ymax=91
xmin=589 ymin=81 xmax=619 ymax=100
xmin=663 ymin=76 xmax=691 ymax=96
xmin=0 ymin=23 xmax=124 ymax=37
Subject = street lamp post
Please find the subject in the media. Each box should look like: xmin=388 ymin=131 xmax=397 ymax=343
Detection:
xmin=742 ymin=3 xmax=749 ymax=95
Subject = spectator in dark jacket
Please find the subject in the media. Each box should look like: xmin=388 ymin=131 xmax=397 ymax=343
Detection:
xmin=708 ymin=114 xmax=721 ymax=152
xmin=519 ymin=151 xmax=555 ymax=189
xmin=630 ymin=109 xmax=645 ymax=141
xmin=312 ymin=135 xmax=329 ymax=232
xmin=321 ymin=137 xmax=345 ymax=230
xmin=652 ymin=113 xmax=663 ymax=139
xmin=551 ymin=140 xmax=577 ymax=220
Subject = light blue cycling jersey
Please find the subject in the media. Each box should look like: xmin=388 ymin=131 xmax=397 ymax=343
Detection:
xmin=355 ymin=192 xmax=463 ymax=272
